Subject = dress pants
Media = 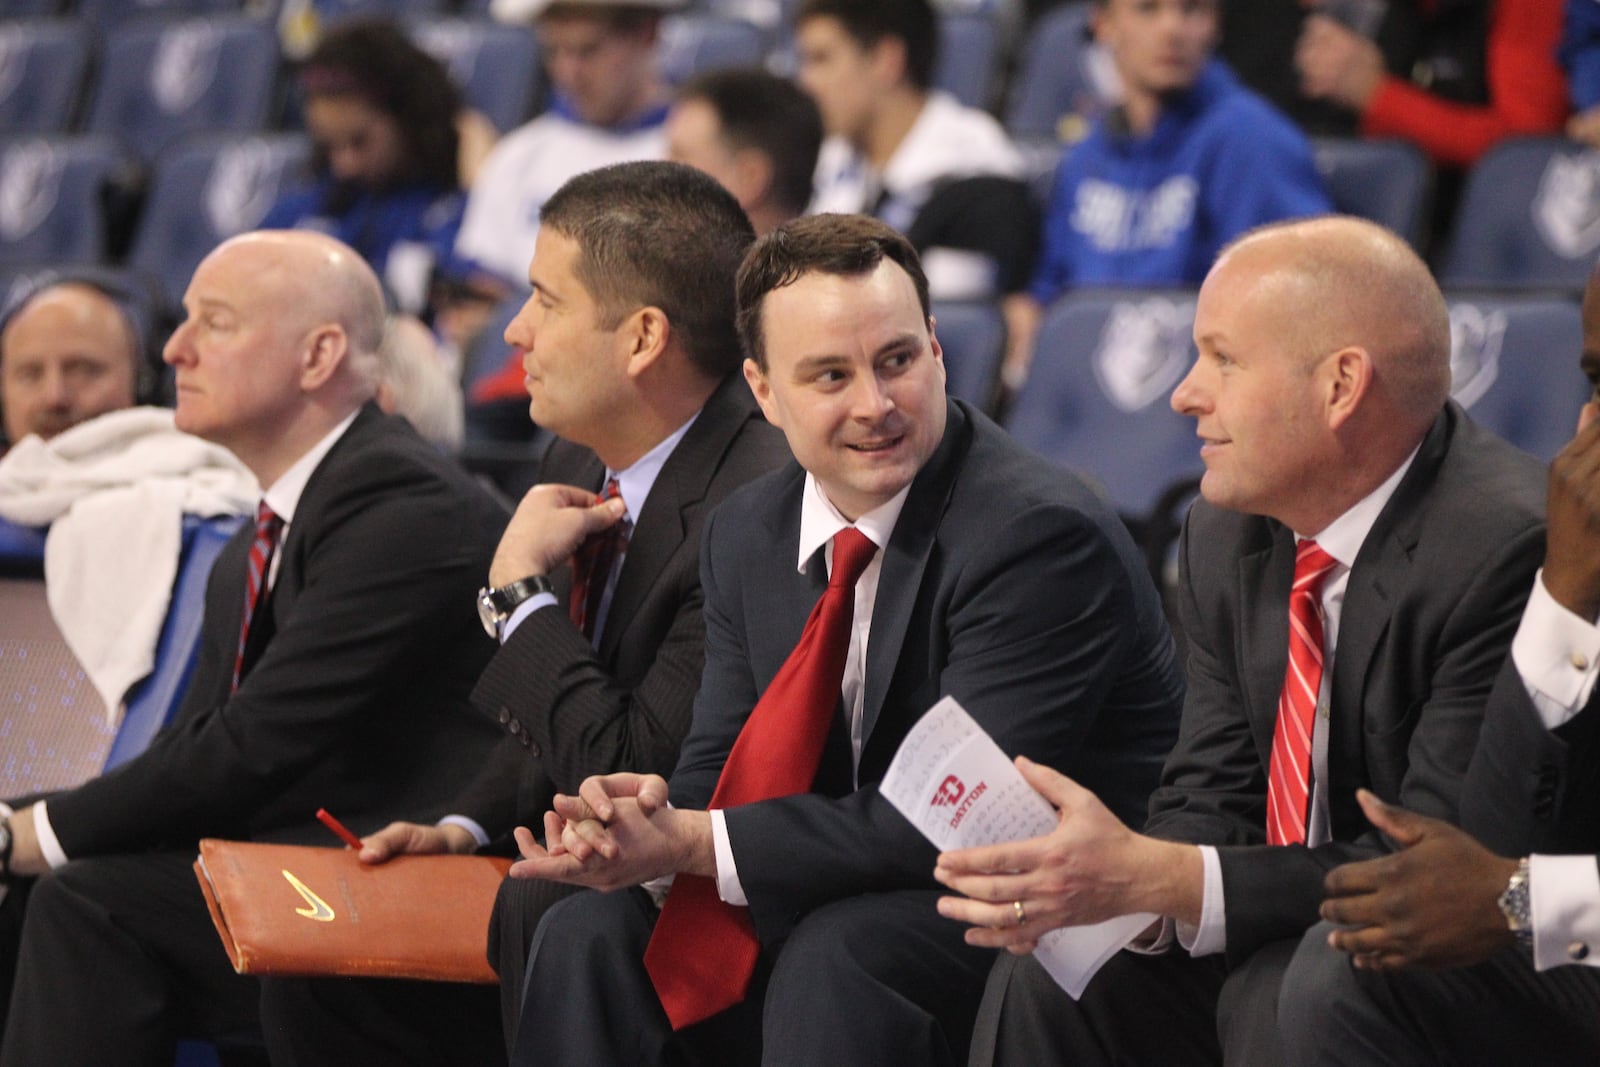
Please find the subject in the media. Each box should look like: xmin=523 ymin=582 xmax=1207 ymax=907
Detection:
xmin=969 ymin=936 xmax=1300 ymax=1067
xmin=515 ymin=886 xmax=995 ymax=1067
xmin=0 ymin=850 xmax=261 ymax=1067
xmin=1280 ymin=921 xmax=1600 ymax=1066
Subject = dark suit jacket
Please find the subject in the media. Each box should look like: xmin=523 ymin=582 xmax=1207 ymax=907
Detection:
xmin=456 ymin=376 xmax=790 ymax=839
xmin=1145 ymin=402 xmax=1548 ymax=965
xmin=670 ymin=399 xmax=1186 ymax=946
xmin=46 ymin=404 xmax=509 ymax=854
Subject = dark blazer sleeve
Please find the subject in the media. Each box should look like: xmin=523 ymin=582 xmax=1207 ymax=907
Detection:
xmin=47 ymin=412 xmax=506 ymax=854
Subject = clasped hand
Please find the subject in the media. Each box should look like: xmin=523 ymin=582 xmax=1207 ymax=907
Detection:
xmin=509 ymin=773 xmax=696 ymax=892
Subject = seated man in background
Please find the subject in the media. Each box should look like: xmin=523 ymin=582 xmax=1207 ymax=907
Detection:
xmin=666 ymin=67 xmax=824 ymax=237
xmin=1002 ymin=0 xmax=1329 ymax=397
xmin=506 ymin=214 xmax=1185 ymax=1066
xmin=940 ymin=216 xmax=1546 ymax=1066
xmin=0 ymin=280 xmax=143 ymax=452
xmin=0 ymin=230 xmax=508 ymax=1066
xmin=1278 ymin=262 xmax=1600 ymax=1067
xmin=257 ymin=162 xmax=790 ymax=1065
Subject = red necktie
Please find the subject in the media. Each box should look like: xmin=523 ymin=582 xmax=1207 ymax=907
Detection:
xmin=567 ymin=478 xmax=630 ymax=640
xmin=232 ymin=501 xmax=283 ymax=691
xmin=644 ymin=527 xmax=879 ymax=1030
xmin=1265 ymin=539 xmax=1338 ymax=846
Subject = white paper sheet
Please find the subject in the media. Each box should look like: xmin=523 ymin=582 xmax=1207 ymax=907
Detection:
xmin=881 ymin=696 xmax=1158 ymax=998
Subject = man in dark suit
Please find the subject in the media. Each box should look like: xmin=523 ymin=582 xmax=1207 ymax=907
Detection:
xmin=1275 ymin=267 xmax=1600 ymax=1066
xmin=501 ymin=213 xmax=1185 ymax=1066
xmin=256 ymin=162 xmax=792 ymax=1064
xmin=0 ymin=230 xmax=507 ymax=1065
xmin=938 ymin=216 xmax=1549 ymax=1066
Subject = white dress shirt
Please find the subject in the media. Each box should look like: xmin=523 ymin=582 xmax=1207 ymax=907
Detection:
xmin=33 ymin=411 xmax=360 ymax=869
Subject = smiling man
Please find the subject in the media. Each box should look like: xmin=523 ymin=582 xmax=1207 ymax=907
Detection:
xmin=940 ymin=215 xmax=1548 ymax=1066
xmin=501 ymin=213 xmax=1184 ymax=1067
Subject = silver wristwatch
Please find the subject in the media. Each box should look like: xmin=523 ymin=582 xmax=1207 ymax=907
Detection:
xmin=1497 ymin=857 xmax=1533 ymax=947
xmin=476 ymin=575 xmax=555 ymax=639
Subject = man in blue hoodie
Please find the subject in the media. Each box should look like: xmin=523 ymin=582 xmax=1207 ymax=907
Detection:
xmin=1001 ymin=0 xmax=1330 ymax=394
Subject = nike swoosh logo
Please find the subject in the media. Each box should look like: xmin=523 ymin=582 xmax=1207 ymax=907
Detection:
xmin=282 ymin=869 xmax=336 ymax=922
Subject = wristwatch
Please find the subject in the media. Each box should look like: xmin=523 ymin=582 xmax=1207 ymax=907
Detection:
xmin=477 ymin=575 xmax=555 ymax=639
xmin=1497 ymin=857 xmax=1533 ymax=947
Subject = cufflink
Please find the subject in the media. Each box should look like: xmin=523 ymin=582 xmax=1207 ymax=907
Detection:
xmin=1571 ymin=652 xmax=1591 ymax=671
xmin=1570 ymin=941 xmax=1590 ymax=962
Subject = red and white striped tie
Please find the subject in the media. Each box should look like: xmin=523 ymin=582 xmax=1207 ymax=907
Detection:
xmin=232 ymin=501 xmax=283 ymax=691
xmin=1265 ymin=539 xmax=1338 ymax=846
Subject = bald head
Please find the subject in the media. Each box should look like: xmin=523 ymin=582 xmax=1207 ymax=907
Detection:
xmin=1 ymin=282 xmax=140 ymax=443
xmin=1217 ymin=216 xmax=1452 ymax=429
xmin=164 ymin=230 xmax=387 ymax=484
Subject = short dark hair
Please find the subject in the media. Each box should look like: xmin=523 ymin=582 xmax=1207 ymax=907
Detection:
xmin=298 ymin=18 xmax=462 ymax=191
xmin=796 ymin=0 xmax=939 ymax=91
xmin=675 ymin=68 xmax=824 ymax=218
xmin=736 ymin=213 xmax=929 ymax=369
xmin=540 ymin=161 xmax=756 ymax=379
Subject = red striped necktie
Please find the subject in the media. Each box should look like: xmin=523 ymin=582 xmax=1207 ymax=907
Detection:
xmin=643 ymin=526 xmax=880 ymax=1030
xmin=232 ymin=501 xmax=283 ymax=691
xmin=1266 ymin=539 xmax=1338 ymax=846
xmin=568 ymin=478 xmax=630 ymax=641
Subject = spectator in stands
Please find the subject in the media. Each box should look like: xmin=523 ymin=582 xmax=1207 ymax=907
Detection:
xmin=940 ymin=216 xmax=1547 ymax=1066
xmin=1563 ymin=0 xmax=1600 ymax=145
xmin=1295 ymin=0 xmax=1566 ymax=170
xmin=375 ymin=312 xmax=464 ymax=452
xmin=501 ymin=213 xmax=1183 ymax=1066
xmin=1277 ymin=259 xmax=1600 ymax=1067
xmin=262 ymin=19 xmax=468 ymax=318
xmin=1001 ymin=0 xmax=1328 ymax=397
xmin=796 ymin=0 xmax=1038 ymax=303
xmin=254 ymin=162 xmax=790 ymax=1066
xmin=0 ymin=231 xmax=508 ymax=1065
xmin=666 ymin=68 xmax=824 ymax=236
xmin=0 ymin=282 xmax=141 ymax=452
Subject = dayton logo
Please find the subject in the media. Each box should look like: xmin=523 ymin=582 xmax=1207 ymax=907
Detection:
xmin=933 ymin=775 xmax=988 ymax=831
xmin=281 ymin=869 xmax=335 ymax=922
xmin=931 ymin=775 xmax=965 ymax=807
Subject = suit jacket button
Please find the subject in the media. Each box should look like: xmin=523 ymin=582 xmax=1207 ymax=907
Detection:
xmin=1570 ymin=941 xmax=1590 ymax=962
xmin=529 ymin=742 xmax=542 ymax=757
xmin=497 ymin=707 xmax=511 ymax=725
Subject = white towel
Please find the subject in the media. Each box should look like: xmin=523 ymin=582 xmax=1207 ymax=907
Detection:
xmin=0 ymin=407 xmax=258 ymax=724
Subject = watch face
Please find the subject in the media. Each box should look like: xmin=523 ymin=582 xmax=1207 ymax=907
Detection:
xmin=476 ymin=588 xmax=501 ymax=638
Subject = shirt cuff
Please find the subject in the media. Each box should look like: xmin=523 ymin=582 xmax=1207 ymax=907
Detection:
xmin=437 ymin=815 xmax=489 ymax=849
xmin=1177 ymin=845 xmax=1227 ymax=957
xmin=1124 ymin=917 xmax=1176 ymax=955
xmin=709 ymin=809 xmax=747 ymax=907
xmin=34 ymin=802 xmax=68 ymax=870
xmin=1513 ymin=571 xmax=1600 ymax=729
xmin=1530 ymin=853 xmax=1600 ymax=971
xmin=500 ymin=593 xmax=559 ymax=644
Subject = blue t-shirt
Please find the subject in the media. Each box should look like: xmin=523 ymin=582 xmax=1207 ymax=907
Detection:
xmin=1031 ymin=60 xmax=1332 ymax=304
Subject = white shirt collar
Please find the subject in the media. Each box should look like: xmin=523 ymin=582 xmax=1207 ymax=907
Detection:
xmin=609 ymin=411 xmax=697 ymax=522
xmin=1298 ymin=443 xmax=1422 ymax=567
xmin=260 ymin=410 xmax=360 ymax=525
xmin=796 ymin=473 xmax=911 ymax=574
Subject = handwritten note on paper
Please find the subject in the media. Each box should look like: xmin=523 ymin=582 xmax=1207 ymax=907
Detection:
xmin=881 ymin=696 xmax=1158 ymax=999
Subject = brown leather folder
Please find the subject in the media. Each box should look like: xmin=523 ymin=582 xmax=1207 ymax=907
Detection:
xmin=193 ymin=838 xmax=512 ymax=983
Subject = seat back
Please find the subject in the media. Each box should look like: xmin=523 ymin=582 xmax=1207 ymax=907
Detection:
xmin=934 ymin=11 xmax=997 ymax=109
xmin=409 ymin=16 xmax=540 ymax=134
xmin=1312 ymin=137 xmax=1431 ymax=249
xmin=1006 ymin=288 xmax=1202 ymax=520
xmin=657 ymin=14 xmax=766 ymax=85
xmin=1440 ymin=136 xmax=1600 ymax=289
xmin=85 ymin=15 xmax=279 ymax=163
xmin=930 ymin=298 xmax=1004 ymax=412
xmin=0 ymin=133 xmax=132 ymax=264
xmin=1444 ymin=290 xmax=1590 ymax=460
xmin=126 ymin=132 xmax=312 ymax=314
xmin=0 ymin=18 xmax=92 ymax=133
xmin=1005 ymin=2 xmax=1108 ymax=142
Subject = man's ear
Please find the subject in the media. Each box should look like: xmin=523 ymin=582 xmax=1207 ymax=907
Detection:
xmin=869 ymin=33 xmax=909 ymax=88
xmin=622 ymin=305 xmax=671 ymax=379
xmin=300 ymin=324 xmax=349 ymax=391
xmin=743 ymin=357 xmax=780 ymax=426
xmin=1324 ymin=345 xmax=1372 ymax=431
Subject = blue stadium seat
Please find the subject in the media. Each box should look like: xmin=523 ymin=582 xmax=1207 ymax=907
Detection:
xmin=934 ymin=11 xmax=997 ymax=110
xmin=0 ymin=134 xmax=134 ymax=265
xmin=85 ymin=15 xmax=280 ymax=164
xmin=308 ymin=0 xmax=448 ymax=23
xmin=657 ymin=14 xmax=767 ymax=85
xmin=0 ymin=0 xmax=66 ymax=17
xmin=1005 ymin=2 xmax=1108 ymax=143
xmin=1006 ymin=287 xmax=1203 ymax=521
xmin=0 ymin=18 xmax=93 ymax=133
xmin=1440 ymin=136 xmax=1600 ymax=290
xmin=1312 ymin=137 xmax=1431 ymax=250
xmin=462 ymin=291 xmax=528 ymax=396
xmin=408 ymin=16 xmax=541 ymax=134
xmin=74 ymin=0 xmax=247 ymax=35
xmin=931 ymin=298 xmax=1004 ymax=412
xmin=126 ymin=132 xmax=312 ymax=314
xmin=1444 ymin=289 xmax=1591 ymax=460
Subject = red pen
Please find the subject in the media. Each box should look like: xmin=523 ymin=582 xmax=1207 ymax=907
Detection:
xmin=316 ymin=808 xmax=364 ymax=850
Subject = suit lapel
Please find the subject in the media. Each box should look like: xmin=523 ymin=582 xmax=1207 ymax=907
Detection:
xmin=1239 ymin=524 xmax=1294 ymax=765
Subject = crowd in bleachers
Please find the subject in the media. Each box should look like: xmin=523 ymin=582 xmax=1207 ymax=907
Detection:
xmin=3 ymin=1 xmax=1600 ymax=1065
